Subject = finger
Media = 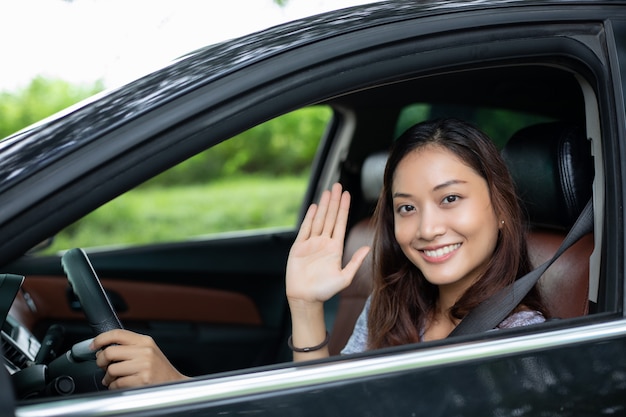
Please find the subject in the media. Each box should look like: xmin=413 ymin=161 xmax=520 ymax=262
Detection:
xmin=99 ymin=346 xmax=150 ymax=386
xmin=95 ymin=338 xmax=156 ymax=371
xmin=95 ymin=344 xmax=126 ymax=369
xmin=107 ymin=375 xmax=141 ymax=390
xmin=330 ymin=189 xmax=351 ymax=242
xmin=310 ymin=188 xmax=331 ymax=236
xmin=101 ymin=367 xmax=123 ymax=388
xmin=95 ymin=349 xmax=109 ymax=369
xmin=294 ymin=203 xmax=317 ymax=243
xmin=321 ymin=183 xmax=344 ymax=237
xmin=91 ymin=328 xmax=129 ymax=351
xmin=341 ymin=246 xmax=371 ymax=280
xmin=103 ymin=363 xmax=143 ymax=389
xmin=105 ymin=358 xmax=143 ymax=379
xmin=96 ymin=345 xmax=136 ymax=365
xmin=101 ymin=372 xmax=113 ymax=387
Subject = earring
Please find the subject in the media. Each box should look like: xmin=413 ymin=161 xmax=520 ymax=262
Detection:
xmin=501 ymin=220 xmax=505 ymax=225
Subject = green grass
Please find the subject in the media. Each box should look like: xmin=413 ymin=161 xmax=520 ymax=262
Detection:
xmin=46 ymin=175 xmax=308 ymax=253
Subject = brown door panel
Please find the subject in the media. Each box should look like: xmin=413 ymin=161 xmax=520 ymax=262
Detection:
xmin=17 ymin=276 xmax=262 ymax=331
xmin=13 ymin=276 xmax=279 ymax=375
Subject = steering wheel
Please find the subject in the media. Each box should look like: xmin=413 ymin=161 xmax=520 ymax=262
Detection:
xmin=40 ymin=248 xmax=124 ymax=396
xmin=61 ymin=248 xmax=123 ymax=334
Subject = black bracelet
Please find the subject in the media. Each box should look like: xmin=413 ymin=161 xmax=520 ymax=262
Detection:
xmin=288 ymin=331 xmax=330 ymax=353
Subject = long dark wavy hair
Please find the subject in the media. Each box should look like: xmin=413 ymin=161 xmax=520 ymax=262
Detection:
xmin=367 ymin=118 xmax=548 ymax=349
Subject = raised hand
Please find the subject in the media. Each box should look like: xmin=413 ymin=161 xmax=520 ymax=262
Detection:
xmin=286 ymin=183 xmax=370 ymax=360
xmin=286 ymin=183 xmax=370 ymax=304
xmin=91 ymin=329 xmax=189 ymax=390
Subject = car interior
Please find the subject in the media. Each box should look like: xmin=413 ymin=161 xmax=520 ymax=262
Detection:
xmin=322 ymin=63 xmax=601 ymax=353
xmin=3 ymin=56 xmax=606 ymax=399
xmin=328 ymin=120 xmax=595 ymax=354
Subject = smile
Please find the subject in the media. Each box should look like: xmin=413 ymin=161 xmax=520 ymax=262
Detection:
xmin=422 ymin=243 xmax=461 ymax=259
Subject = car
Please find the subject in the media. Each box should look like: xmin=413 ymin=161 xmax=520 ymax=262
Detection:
xmin=2 ymin=0 xmax=626 ymax=415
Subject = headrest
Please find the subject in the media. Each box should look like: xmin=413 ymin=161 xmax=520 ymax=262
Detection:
xmin=501 ymin=122 xmax=593 ymax=230
xmin=361 ymin=151 xmax=388 ymax=203
xmin=359 ymin=123 xmax=593 ymax=230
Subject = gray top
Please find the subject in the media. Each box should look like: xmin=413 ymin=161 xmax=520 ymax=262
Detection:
xmin=341 ymin=297 xmax=546 ymax=354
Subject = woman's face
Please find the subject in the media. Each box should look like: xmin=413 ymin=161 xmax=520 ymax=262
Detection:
xmin=392 ymin=144 xmax=501 ymax=292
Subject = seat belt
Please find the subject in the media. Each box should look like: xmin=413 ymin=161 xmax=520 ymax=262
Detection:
xmin=449 ymin=199 xmax=594 ymax=337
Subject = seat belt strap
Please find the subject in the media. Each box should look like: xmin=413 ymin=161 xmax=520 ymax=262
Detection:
xmin=449 ymin=199 xmax=594 ymax=337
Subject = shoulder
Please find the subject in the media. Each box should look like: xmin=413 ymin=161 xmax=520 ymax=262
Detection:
xmin=497 ymin=310 xmax=545 ymax=329
xmin=340 ymin=297 xmax=371 ymax=355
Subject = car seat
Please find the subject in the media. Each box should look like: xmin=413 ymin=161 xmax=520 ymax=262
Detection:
xmin=502 ymin=122 xmax=594 ymax=319
xmin=328 ymin=122 xmax=595 ymax=355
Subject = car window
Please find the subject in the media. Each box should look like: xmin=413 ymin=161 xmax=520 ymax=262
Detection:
xmin=41 ymin=106 xmax=332 ymax=253
xmin=394 ymin=103 xmax=554 ymax=148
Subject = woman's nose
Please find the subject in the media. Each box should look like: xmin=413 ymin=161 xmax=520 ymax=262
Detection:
xmin=417 ymin=207 xmax=446 ymax=241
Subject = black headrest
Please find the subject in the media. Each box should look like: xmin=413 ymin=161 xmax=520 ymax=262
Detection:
xmin=501 ymin=122 xmax=593 ymax=230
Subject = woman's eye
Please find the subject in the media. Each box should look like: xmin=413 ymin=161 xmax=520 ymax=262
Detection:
xmin=442 ymin=195 xmax=460 ymax=204
xmin=397 ymin=204 xmax=415 ymax=214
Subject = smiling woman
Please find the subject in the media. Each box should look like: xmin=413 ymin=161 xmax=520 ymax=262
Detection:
xmin=3 ymin=1 xmax=625 ymax=415
xmin=286 ymin=119 xmax=548 ymax=361
xmin=391 ymin=145 xmax=501 ymax=292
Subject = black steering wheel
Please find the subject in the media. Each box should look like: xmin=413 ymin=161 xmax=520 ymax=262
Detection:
xmin=14 ymin=248 xmax=124 ymax=399
xmin=61 ymin=248 xmax=123 ymax=334
xmin=41 ymin=248 xmax=124 ymax=396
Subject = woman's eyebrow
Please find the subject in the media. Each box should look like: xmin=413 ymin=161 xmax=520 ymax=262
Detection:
xmin=391 ymin=180 xmax=467 ymax=199
xmin=433 ymin=179 xmax=467 ymax=191
xmin=392 ymin=179 xmax=468 ymax=199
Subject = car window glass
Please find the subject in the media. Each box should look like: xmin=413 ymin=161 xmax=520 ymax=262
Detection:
xmin=395 ymin=103 xmax=554 ymax=147
xmin=41 ymin=106 xmax=332 ymax=253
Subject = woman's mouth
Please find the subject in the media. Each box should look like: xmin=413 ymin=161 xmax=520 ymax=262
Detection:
xmin=421 ymin=243 xmax=461 ymax=260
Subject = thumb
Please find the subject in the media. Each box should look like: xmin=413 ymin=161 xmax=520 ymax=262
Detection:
xmin=341 ymin=246 xmax=371 ymax=280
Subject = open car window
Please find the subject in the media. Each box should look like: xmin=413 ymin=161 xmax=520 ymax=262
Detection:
xmin=394 ymin=103 xmax=555 ymax=146
xmin=39 ymin=106 xmax=332 ymax=253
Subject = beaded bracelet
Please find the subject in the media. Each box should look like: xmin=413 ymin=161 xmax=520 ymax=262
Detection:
xmin=287 ymin=331 xmax=330 ymax=352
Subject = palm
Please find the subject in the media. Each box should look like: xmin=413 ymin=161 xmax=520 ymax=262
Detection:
xmin=287 ymin=229 xmax=347 ymax=302
xmin=286 ymin=184 xmax=370 ymax=303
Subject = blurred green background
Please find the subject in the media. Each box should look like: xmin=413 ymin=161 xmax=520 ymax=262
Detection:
xmin=1 ymin=78 xmax=330 ymax=252
xmin=1 ymin=77 xmax=549 ymax=253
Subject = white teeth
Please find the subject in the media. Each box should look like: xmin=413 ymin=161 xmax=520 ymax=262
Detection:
xmin=423 ymin=243 xmax=460 ymax=258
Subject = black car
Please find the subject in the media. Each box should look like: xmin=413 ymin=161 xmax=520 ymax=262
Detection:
xmin=2 ymin=0 xmax=626 ymax=415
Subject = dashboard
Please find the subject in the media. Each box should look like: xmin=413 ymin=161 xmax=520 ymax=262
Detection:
xmin=3 ymin=315 xmax=41 ymax=374
xmin=1 ymin=273 xmax=96 ymax=398
xmin=1 ymin=274 xmax=41 ymax=374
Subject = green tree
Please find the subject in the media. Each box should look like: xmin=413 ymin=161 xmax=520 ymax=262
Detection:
xmin=0 ymin=76 xmax=104 ymax=139
xmin=142 ymin=106 xmax=332 ymax=187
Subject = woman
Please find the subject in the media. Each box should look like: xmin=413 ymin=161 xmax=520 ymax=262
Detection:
xmin=286 ymin=118 xmax=548 ymax=360
xmin=91 ymin=118 xmax=548 ymax=387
